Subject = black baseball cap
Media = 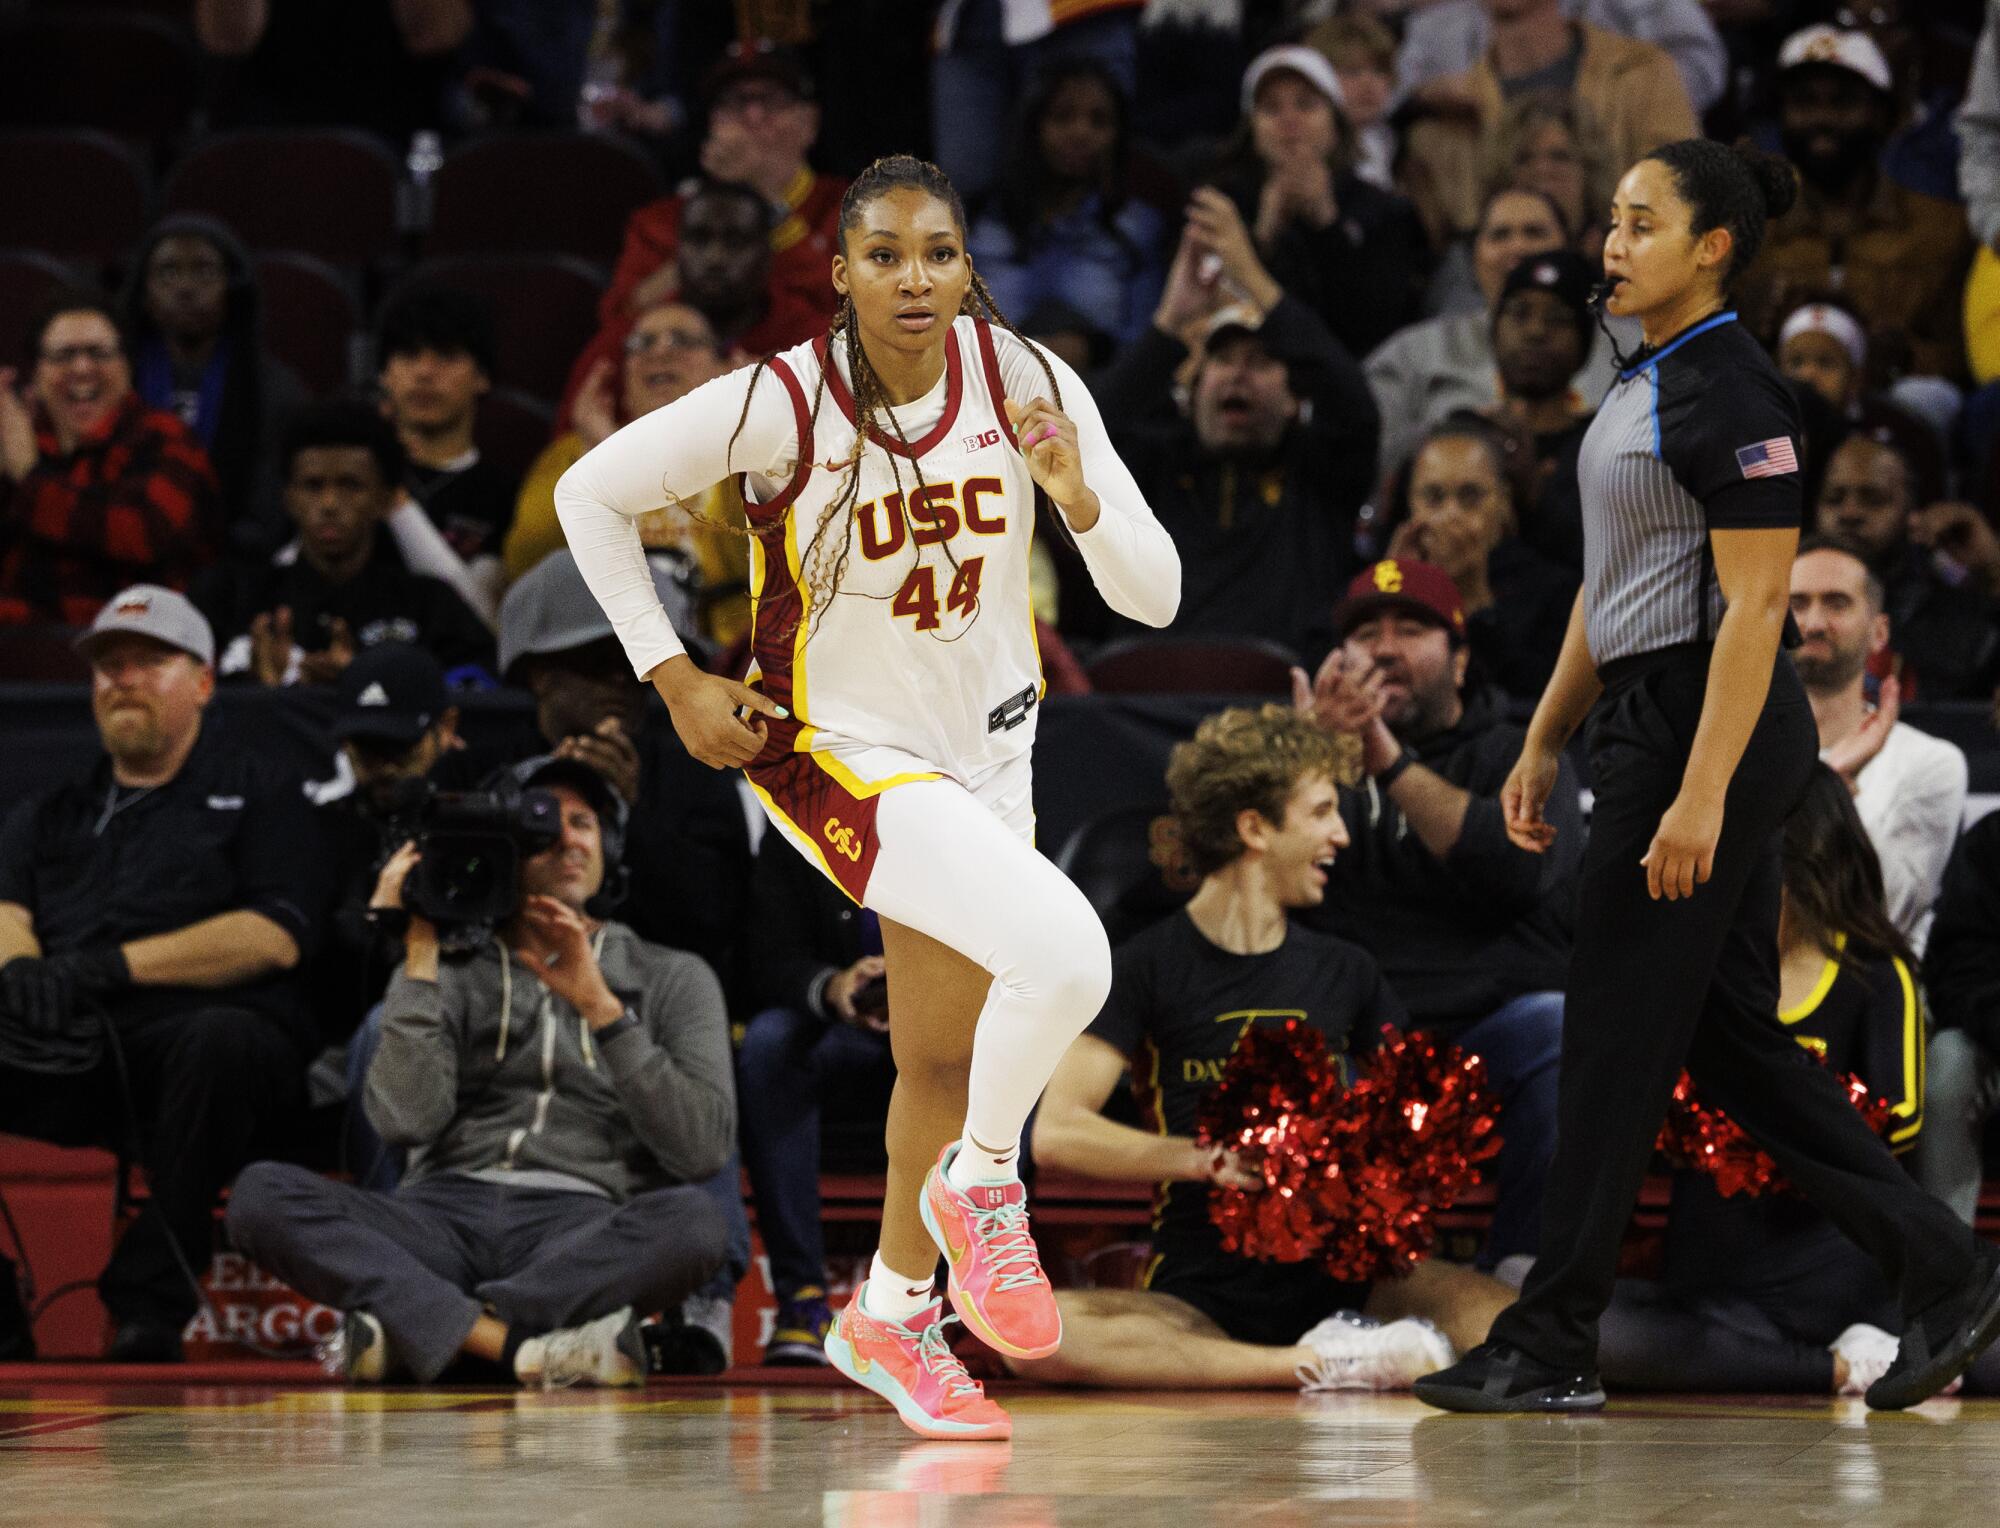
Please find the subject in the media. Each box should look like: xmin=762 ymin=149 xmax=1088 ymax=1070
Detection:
xmin=1496 ymin=249 xmax=1597 ymax=351
xmin=332 ymin=644 xmax=447 ymax=747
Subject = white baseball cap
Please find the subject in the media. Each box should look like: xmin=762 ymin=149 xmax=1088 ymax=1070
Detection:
xmin=1778 ymin=25 xmax=1893 ymax=94
xmin=74 ymin=584 xmax=215 ymax=665
xmin=1241 ymin=44 xmax=1345 ymax=115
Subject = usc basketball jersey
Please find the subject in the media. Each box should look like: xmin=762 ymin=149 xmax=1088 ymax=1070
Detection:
xmin=746 ymin=316 xmax=1047 ymax=791
xmin=554 ymin=308 xmax=1179 ymax=898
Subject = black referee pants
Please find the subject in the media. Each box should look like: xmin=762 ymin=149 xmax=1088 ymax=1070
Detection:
xmin=1493 ymin=647 xmax=1980 ymax=1371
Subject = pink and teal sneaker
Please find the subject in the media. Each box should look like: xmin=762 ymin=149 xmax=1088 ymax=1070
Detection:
xmin=823 ymin=1285 xmax=1012 ymax=1440
xmin=919 ymin=1142 xmax=1062 ymax=1361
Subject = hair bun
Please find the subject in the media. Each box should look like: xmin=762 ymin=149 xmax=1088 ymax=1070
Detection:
xmin=1732 ymin=143 xmax=1798 ymax=222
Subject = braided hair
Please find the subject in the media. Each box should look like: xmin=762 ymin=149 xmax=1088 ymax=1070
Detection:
xmin=722 ymin=153 xmax=1068 ymax=646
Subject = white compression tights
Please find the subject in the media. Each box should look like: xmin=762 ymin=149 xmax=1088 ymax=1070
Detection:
xmin=862 ymin=771 xmax=1113 ymax=1155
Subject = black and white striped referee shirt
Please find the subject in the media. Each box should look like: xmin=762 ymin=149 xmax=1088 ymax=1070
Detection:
xmin=1578 ymin=311 xmax=1805 ymax=666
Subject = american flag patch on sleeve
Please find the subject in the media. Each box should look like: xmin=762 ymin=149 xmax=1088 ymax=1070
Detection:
xmin=1735 ymin=437 xmax=1799 ymax=479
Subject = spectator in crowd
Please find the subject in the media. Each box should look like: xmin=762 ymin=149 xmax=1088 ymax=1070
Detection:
xmin=376 ymin=287 xmax=517 ymax=616
xmin=496 ymin=550 xmax=751 ymax=983
xmin=1484 ymin=94 xmax=1615 ymax=273
xmin=1295 ymin=560 xmax=1576 ymax=1269
xmin=968 ymin=59 xmax=1166 ymax=350
xmin=599 ymin=46 xmax=841 ymax=355
xmin=1027 ymin=704 xmax=1510 ymax=1390
xmin=557 ymin=181 xmax=827 ymax=434
xmin=1397 ymin=0 xmax=1728 ymax=118
xmin=1918 ymin=809 xmax=2000 ymax=1225
xmin=1814 ymin=433 xmax=2000 ymax=699
xmin=1087 ymin=201 xmax=1378 ymax=656
xmin=226 ymin=760 xmax=735 ymax=1388
xmin=305 ymin=645 xmax=463 ymax=1130
xmin=197 ymin=403 xmax=495 ymax=686
xmin=1386 ymin=430 xmax=1578 ymax=700
xmin=510 ymin=302 xmax=748 ymax=648
xmin=120 ymin=216 xmax=308 ymax=550
xmin=1399 ymin=0 xmax=1697 ymax=249
xmin=1208 ymin=44 xmax=1431 ymax=361
xmin=1776 ymin=300 xmax=1946 ymax=506
xmin=1959 ymin=0 xmax=2000 ymax=255
xmin=1739 ymin=26 xmax=1972 ymax=389
xmin=0 ymin=587 xmax=324 ymax=1360
xmin=196 ymin=0 xmax=466 ymax=144
xmin=1308 ymin=12 xmax=1402 ymax=192
xmin=0 ymin=292 xmax=218 ymax=628
xmin=1790 ymin=538 xmax=1967 ymax=952
xmin=1478 ymin=249 xmax=1600 ymax=569
xmin=1592 ymin=765 xmax=1933 ymax=1394
xmin=736 ymin=834 xmax=896 ymax=1367
xmin=929 ymin=0 xmax=1141 ymax=208
xmin=1366 ymin=187 xmax=1618 ymax=483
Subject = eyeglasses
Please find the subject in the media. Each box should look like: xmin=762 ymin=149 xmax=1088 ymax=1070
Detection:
xmin=625 ymin=328 xmax=717 ymax=356
xmin=40 ymin=343 xmax=122 ymax=366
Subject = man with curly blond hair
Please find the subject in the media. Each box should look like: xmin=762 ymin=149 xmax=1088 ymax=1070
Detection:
xmin=1021 ymin=704 xmax=1512 ymax=1393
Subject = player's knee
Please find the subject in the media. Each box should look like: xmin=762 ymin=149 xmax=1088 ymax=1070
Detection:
xmin=1034 ymin=912 xmax=1111 ymax=1020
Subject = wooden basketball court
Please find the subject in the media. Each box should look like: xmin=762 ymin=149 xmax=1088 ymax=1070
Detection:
xmin=4 ymin=1373 xmax=1997 ymax=1526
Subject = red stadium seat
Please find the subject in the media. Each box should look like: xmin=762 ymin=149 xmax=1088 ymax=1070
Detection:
xmin=164 ymin=130 xmax=401 ymax=267
xmin=473 ymin=387 xmax=556 ymax=488
xmin=0 ymin=12 xmax=199 ymax=159
xmin=0 ymin=249 xmax=83 ymax=361
xmin=422 ymin=131 xmax=664 ymax=265
xmin=383 ymin=255 xmax=607 ymax=402
xmin=1083 ymin=635 xmax=1300 ymax=696
xmin=0 ymin=131 xmax=152 ymax=265
xmin=251 ymin=252 xmax=360 ymax=396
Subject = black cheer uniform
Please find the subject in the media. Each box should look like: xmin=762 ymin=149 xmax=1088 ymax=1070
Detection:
xmin=1491 ymin=310 xmax=1979 ymax=1371
xmin=1086 ymin=913 xmax=1404 ymax=1346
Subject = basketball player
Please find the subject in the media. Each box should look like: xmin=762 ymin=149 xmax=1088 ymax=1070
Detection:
xmin=555 ymin=155 xmax=1181 ymax=1439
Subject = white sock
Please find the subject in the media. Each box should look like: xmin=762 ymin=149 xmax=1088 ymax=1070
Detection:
xmin=946 ymin=1132 xmax=1021 ymax=1191
xmin=859 ymin=1253 xmax=934 ymax=1323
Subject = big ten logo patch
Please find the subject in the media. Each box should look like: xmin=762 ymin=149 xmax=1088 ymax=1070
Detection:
xmin=181 ymin=1251 xmax=341 ymax=1357
xmin=961 ymin=427 xmax=1003 ymax=454
xmin=857 ymin=477 xmax=1007 ymax=562
xmin=824 ymin=816 xmax=865 ymax=863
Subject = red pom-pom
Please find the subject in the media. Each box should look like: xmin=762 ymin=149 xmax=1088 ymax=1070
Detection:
xmin=1196 ymin=1023 xmax=1502 ymax=1282
xmin=1655 ymin=1066 xmax=1899 ymax=1198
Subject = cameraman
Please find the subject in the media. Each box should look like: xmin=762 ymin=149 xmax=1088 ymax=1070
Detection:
xmin=0 ymin=586 xmax=325 ymax=1362
xmin=227 ymin=758 xmax=736 ymax=1388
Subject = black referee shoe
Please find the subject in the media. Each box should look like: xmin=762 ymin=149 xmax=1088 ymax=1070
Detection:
xmin=1865 ymin=1245 xmax=2000 ymax=1411
xmin=1411 ymin=1341 xmax=1607 ymax=1414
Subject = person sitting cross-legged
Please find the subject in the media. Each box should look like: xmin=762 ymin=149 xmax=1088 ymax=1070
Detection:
xmin=226 ymin=758 xmax=736 ymax=1388
xmin=1022 ymin=704 xmax=1514 ymax=1393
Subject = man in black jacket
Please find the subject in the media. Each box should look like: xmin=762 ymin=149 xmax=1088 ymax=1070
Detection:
xmin=198 ymin=403 xmax=496 ymax=685
xmin=1295 ymin=558 xmax=1579 ymax=1271
xmin=1918 ymin=813 xmax=2000 ymax=1224
xmin=1079 ymin=202 xmax=1380 ymax=656
xmin=736 ymin=832 xmax=895 ymax=1366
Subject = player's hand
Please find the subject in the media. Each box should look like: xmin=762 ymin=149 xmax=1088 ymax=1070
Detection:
xmin=650 ymin=654 xmax=786 ymax=769
xmin=1643 ymin=791 xmax=1723 ymax=902
xmin=1004 ymin=397 xmax=1095 ymax=527
xmin=1501 ymin=743 xmax=1561 ymax=854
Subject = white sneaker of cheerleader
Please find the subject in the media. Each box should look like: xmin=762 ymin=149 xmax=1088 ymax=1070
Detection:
xmin=1295 ymin=1310 xmax=1457 ymax=1393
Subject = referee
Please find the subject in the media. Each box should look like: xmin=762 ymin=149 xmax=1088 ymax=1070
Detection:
xmin=1414 ymin=139 xmax=2000 ymax=1414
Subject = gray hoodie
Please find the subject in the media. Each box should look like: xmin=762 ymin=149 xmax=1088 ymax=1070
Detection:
xmin=365 ymin=921 xmax=735 ymax=1200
